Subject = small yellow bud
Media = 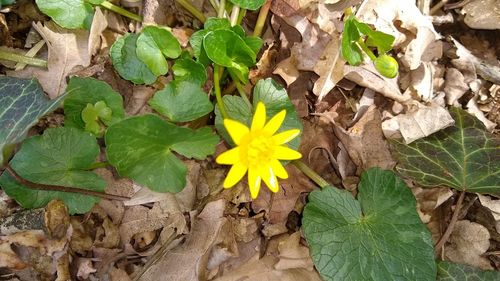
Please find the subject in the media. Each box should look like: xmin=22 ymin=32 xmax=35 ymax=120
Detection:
xmin=374 ymin=54 xmax=399 ymax=78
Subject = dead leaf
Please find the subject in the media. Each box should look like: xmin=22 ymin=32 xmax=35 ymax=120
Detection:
xmin=466 ymin=96 xmax=497 ymax=131
xmin=274 ymin=232 xmax=314 ymax=271
xmin=412 ymin=187 xmax=453 ymax=224
xmin=404 ymin=62 xmax=434 ymax=101
xmin=445 ymin=220 xmax=492 ymax=270
xmin=75 ymin=258 xmax=97 ymax=280
xmin=273 ymin=57 xmax=300 ymax=86
xmin=312 ymin=33 xmax=344 ymax=100
xmin=444 ymin=68 xmax=469 ymax=106
xmin=462 ymin=0 xmax=500 ymax=30
xmin=381 ymin=103 xmax=455 ymax=143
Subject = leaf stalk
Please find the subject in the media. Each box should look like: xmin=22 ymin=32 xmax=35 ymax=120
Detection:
xmin=292 ymin=160 xmax=331 ymax=189
xmin=100 ymin=1 xmax=142 ymax=22
xmin=175 ymin=0 xmax=206 ymax=23
xmin=253 ymin=0 xmax=271 ymax=37
xmin=214 ymin=65 xmax=229 ymax=119
xmin=0 ymin=49 xmax=47 ymax=68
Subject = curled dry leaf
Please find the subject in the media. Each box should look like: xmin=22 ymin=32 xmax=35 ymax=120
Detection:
xmin=444 ymin=68 xmax=469 ymax=106
xmin=477 ymin=194 xmax=500 ymax=233
xmin=466 ymin=96 xmax=497 ymax=131
xmin=461 ymin=0 xmax=500 ymax=30
xmin=445 ymin=220 xmax=492 ymax=270
xmin=313 ymin=33 xmax=344 ymax=100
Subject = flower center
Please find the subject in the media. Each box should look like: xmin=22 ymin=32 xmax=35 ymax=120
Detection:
xmin=242 ymin=131 xmax=275 ymax=168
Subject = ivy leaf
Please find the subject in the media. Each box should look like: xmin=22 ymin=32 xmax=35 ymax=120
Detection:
xmin=341 ymin=16 xmax=363 ymax=65
xmin=437 ymin=261 xmax=500 ymax=280
xmin=148 ymin=80 xmax=213 ymax=122
xmin=35 ymin=0 xmax=94 ymax=29
xmin=110 ymin=33 xmax=157 ymax=85
xmin=0 ymin=77 xmax=64 ymax=164
xmin=136 ymin=26 xmax=181 ymax=76
xmin=215 ymin=78 xmax=302 ymax=150
xmin=0 ymin=127 xmax=105 ymax=214
xmin=393 ymin=107 xmax=500 ymax=194
xmin=228 ymin=0 xmax=265 ymax=10
xmin=63 ymin=77 xmax=125 ymax=132
xmin=172 ymin=58 xmax=207 ymax=86
xmin=203 ymin=29 xmax=256 ymax=83
xmin=105 ymin=115 xmax=219 ymax=193
xmin=302 ymin=168 xmax=436 ymax=281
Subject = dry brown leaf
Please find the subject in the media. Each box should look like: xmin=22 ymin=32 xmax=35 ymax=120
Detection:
xmin=312 ymin=33 xmax=344 ymax=100
xmin=412 ymin=187 xmax=453 ymax=224
xmin=404 ymin=62 xmax=435 ymax=101
xmin=444 ymin=68 xmax=469 ymax=106
xmin=466 ymin=96 xmax=497 ymax=131
xmin=477 ymin=194 xmax=500 ymax=233
xmin=333 ymin=105 xmax=396 ymax=171
xmin=273 ymin=57 xmax=300 ymax=86
xmin=445 ymin=220 xmax=492 ymax=270
xmin=274 ymin=232 xmax=314 ymax=271
xmin=381 ymin=103 xmax=455 ymax=143
xmin=75 ymin=258 xmax=97 ymax=280
xmin=462 ymin=0 xmax=500 ymax=30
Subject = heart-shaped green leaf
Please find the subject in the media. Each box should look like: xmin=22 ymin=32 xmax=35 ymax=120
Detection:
xmin=303 ymin=168 xmax=436 ymax=281
xmin=215 ymin=78 xmax=302 ymax=150
xmin=341 ymin=16 xmax=363 ymax=65
xmin=110 ymin=33 xmax=157 ymax=85
xmin=190 ymin=18 xmax=232 ymax=66
xmin=0 ymin=127 xmax=105 ymax=214
xmin=35 ymin=0 xmax=94 ymax=29
xmin=149 ymin=80 xmax=213 ymax=122
xmin=63 ymin=77 xmax=125 ymax=133
xmin=136 ymin=26 xmax=181 ymax=76
xmin=437 ymin=261 xmax=500 ymax=280
xmin=0 ymin=77 xmax=64 ymax=164
xmin=228 ymin=0 xmax=265 ymax=10
xmin=393 ymin=107 xmax=500 ymax=194
xmin=105 ymin=115 xmax=219 ymax=193
xmin=81 ymin=101 xmax=112 ymax=136
xmin=172 ymin=58 xmax=207 ymax=86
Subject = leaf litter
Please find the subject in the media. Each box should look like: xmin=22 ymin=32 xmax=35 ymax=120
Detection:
xmin=0 ymin=0 xmax=499 ymax=280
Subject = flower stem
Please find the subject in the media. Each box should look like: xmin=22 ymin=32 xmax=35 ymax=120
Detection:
xmin=175 ymin=0 xmax=206 ymax=23
xmin=356 ymin=39 xmax=377 ymax=61
xmin=100 ymin=0 xmax=142 ymax=22
xmin=214 ymin=65 xmax=229 ymax=119
xmin=253 ymin=0 xmax=271 ymax=37
xmin=230 ymin=5 xmax=240 ymax=26
xmin=218 ymin=0 xmax=226 ymax=18
xmin=292 ymin=160 xmax=331 ymax=188
xmin=0 ymin=49 xmax=47 ymax=68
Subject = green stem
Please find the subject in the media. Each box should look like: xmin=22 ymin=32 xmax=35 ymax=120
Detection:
xmin=236 ymin=8 xmax=246 ymax=25
xmin=100 ymin=1 xmax=142 ymax=22
xmin=208 ymin=0 xmax=219 ymax=11
xmin=234 ymin=81 xmax=252 ymax=109
xmin=230 ymin=5 xmax=240 ymax=26
xmin=356 ymin=39 xmax=377 ymax=61
xmin=85 ymin=161 xmax=110 ymax=170
xmin=253 ymin=0 xmax=271 ymax=37
xmin=214 ymin=65 xmax=229 ymax=119
xmin=175 ymin=0 xmax=206 ymax=23
xmin=292 ymin=160 xmax=330 ymax=188
xmin=0 ymin=49 xmax=47 ymax=68
xmin=218 ymin=0 xmax=226 ymax=18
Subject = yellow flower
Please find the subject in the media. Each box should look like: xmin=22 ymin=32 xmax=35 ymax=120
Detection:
xmin=216 ymin=102 xmax=302 ymax=199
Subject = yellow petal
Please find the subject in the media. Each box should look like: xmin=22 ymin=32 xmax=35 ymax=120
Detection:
xmin=216 ymin=147 xmax=241 ymax=165
xmin=263 ymin=109 xmax=286 ymax=135
xmin=270 ymin=159 xmax=288 ymax=179
xmin=272 ymin=129 xmax=300 ymax=145
xmin=224 ymin=119 xmax=249 ymax=145
xmin=223 ymin=162 xmax=248 ymax=188
xmin=274 ymin=146 xmax=302 ymax=160
xmin=251 ymin=102 xmax=266 ymax=130
xmin=261 ymin=165 xmax=279 ymax=193
xmin=248 ymin=168 xmax=262 ymax=199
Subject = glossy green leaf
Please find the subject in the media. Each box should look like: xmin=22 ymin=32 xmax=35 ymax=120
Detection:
xmin=35 ymin=0 xmax=93 ymax=29
xmin=393 ymin=107 xmax=500 ymax=194
xmin=437 ymin=261 xmax=500 ymax=280
xmin=228 ymin=0 xmax=265 ymax=10
xmin=203 ymin=29 xmax=256 ymax=83
xmin=190 ymin=18 xmax=231 ymax=66
xmin=81 ymin=101 xmax=112 ymax=137
xmin=204 ymin=17 xmax=232 ymax=30
xmin=172 ymin=58 xmax=207 ymax=86
xmin=244 ymin=36 xmax=263 ymax=56
xmin=136 ymin=26 xmax=181 ymax=76
xmin=0 ymin=127 xmax=105 ymax=214
xmin=63 ymin=77 xmax=125 ymax=132
xmin=0 ymin=77 xmax=64 ymax=164
xmin=365 ymin=30 xmax=395 ymax=53
xmin=149 ymin=80 xmax=212 ymax=122
xmin=105 ymin=115 xmax=219 ymax=193
xmin=303 ymin=168 xmax=436 ymax=281
xmin=341 ymin=16 xmax=363 ymax=65
xmin=110 ymin=33 xmax=157 ymax=84
xmin=215 ymin=78 xmax=302 ymax=150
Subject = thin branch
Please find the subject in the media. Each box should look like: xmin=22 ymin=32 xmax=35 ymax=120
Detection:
xmin=434 ymin=191 xmax=466 ymax=253
xmin=4 ymin=164 xmax=130 ymax=201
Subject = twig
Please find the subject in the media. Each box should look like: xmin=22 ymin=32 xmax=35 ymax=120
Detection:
xmin=434 ymin=191 xmax=465 ymax=253
xmin=4 ymin=164 xmax=130 ymax=201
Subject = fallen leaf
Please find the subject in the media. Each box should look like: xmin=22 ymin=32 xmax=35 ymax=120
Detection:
xmin=274 ymin=232 xmax=315 ymax=270
xmin=462 ymin=0 xmax=500 ymax=30
xmin=273 ymin=57 xmax=300 ymax=86
xmin=382 ymin=103 xmax=455 ymax=143
xmin=445 ymin=220 xmax=492 ymax=270
xmin=404 ymin=62 xmax=434 ymax=101
xmin=312 ymin=33 xmax=344 ymax=100
xmin=444 ymin=68 xmax=469 ymax=106
xmin=75 ymin=258 xmax=97 ymax=280
xmin=466 ymin=96 xmax=497 ymax=131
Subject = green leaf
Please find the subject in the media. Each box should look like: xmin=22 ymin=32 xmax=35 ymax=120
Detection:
xmin=190 ymin=18 xmax=231 ymax=66
xmin=365 ymin=30 xmax=395 ymax=53
xmin=149 ymin=80 xmax=213 ymax=122
xmin=172 ymin=58 xmax=207 ymax=86
xmin=244 ymin=36 xmax=263 ymax=56
xmin=105 ymin=115 xmax=219 ymax=193
xmin=341 ymin=16 xmax=363 ymax=65
xmin=437 ymin=261 xmax=500 ymax=280
xmin=81 ymin=101 xmax=112 ymax=137
xmin=1 ymin=0 xmax=15 ymax=8
xmin=228 ymin=0 xmax=265 ymax=10
xmin=35 ymin=0 xmax=94 ymax=29
xmin=0 ymin=127 xmax=105 ymax=214
xmin=393 ymin=107 xmax=500 ymax=194
xmin=215 ymin=78 xmax=302 ymax=150
xmin=110 ymin=33 xmax=157 ymax=85
xmin=0 ymin=77 xmax=64 ymax=164
xmin=63 ymin=77 xmax=125 ymax=132
xmin=136 ymin=26 xmax=181 ymax=76
xmin=203 ymin=29 xmax=256 ymax=83
xmin=302 ymin=168 xmax=436 ymax=281
xmin=86 ymin=0 xmax=104 ymax=5
xmin=203 ymin=17 xmax=232 ymax=30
